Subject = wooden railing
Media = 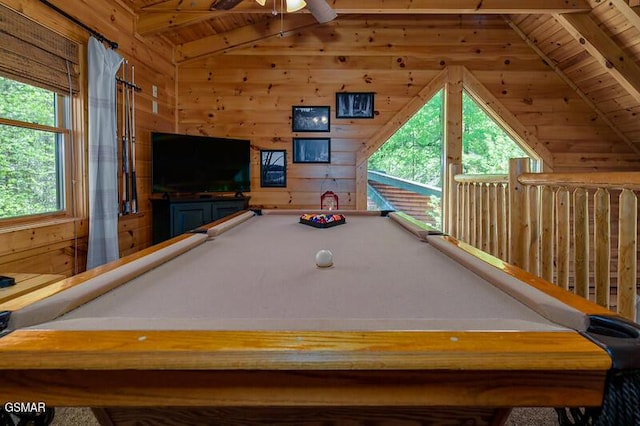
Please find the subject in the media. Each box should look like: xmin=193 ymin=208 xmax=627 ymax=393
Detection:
xmin=449 ymin=168 xmax=509 ymax=261
xmin=451 ymin=159 xmax=639 ymax=322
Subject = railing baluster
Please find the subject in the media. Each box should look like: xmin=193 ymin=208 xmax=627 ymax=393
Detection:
xmin=509 ymin=158 xmax=530 ymax=269
xmin=474 ymin=183 xmax=481 ymax=249
xmin=481 ymin=183 xmax=490 ymax=253
xmin=573 ymin=188 xmax=589 ymax=299
xmin=499 ymin=183 xmax=508 ymax=261
xmin=468 ymin=184 xmax=476 ymax=247
xmin=528 ymin=185 xmax=540 ymax=276
xmin=489 ymin=184 xmax=498 ymax=257
xmin=617 ymin=188 xmax=637 ymax=321
xmin=556 ymin=187 xmax=570 ymax=291
xmin=456 ymin=182 xmax=463 ymax=240
xmin=594 ymin=188 xmax=610 ymax=309
xmin=462 ymin=182 xmax=471 ymax=243
xmin=540 ymin=185 xmax=555 ymax=283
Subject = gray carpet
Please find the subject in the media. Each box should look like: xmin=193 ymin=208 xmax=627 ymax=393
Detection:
xmin=50 ymin=407 xmax=560 ymax=425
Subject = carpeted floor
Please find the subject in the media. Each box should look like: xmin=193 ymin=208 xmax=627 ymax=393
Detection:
xmin=50 ymin=407 xmax=560 ymax=425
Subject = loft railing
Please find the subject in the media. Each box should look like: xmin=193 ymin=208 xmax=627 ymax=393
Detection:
xmin=450 ymin=159 xmax=639 ymax=322
xmin=450 ymin=171 xmax=508 ymax=260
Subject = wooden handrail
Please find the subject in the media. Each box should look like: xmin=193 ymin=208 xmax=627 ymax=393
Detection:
xmin=454 ymin=174 xmax=508 ymax=184
xmin=518 ymin=172 xmax=640 ymax=189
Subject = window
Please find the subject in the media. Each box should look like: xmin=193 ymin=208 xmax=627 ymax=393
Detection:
xmin=0 ymin=76 xmax=68 ymax=219
xmin=462 ymin=91 xmax=536 ymax=173
xmin=368 ymin=89 xmax=444 ymax=229
xmin=0 ymin=3 xmax=79 ymax=222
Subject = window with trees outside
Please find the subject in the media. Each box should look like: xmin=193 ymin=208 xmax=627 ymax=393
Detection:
xmin=462 ymin=91 xmax=531 ymax=174
xmin=0 ymin=76 xmax=68 ymax=220
xmin=367 ymin=88 xmax=536 ymax=230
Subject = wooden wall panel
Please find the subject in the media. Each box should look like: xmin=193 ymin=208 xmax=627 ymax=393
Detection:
xmin=0 ymin=0 xmax=176 ymax=277
xmin=3 ymin=6 xmax=640 ymax=276
xmin=178 ymin=15 xmax=638 ymax=211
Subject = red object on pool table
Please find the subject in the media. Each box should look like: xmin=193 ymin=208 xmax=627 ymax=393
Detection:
xmin=0 ymin=209 xmax=638 ymax=426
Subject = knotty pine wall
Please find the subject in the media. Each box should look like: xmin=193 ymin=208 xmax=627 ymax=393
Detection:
xmin=2 ymin=9 xmax=639 ymax=278
xmin=177 ymin=15 xmax=639 ymax=211
xmin=0 ymin=0 xmax=175 ymax=276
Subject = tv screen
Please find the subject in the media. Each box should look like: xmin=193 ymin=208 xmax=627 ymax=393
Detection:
xmin=152 ymin=132 xmax=251 ymax=194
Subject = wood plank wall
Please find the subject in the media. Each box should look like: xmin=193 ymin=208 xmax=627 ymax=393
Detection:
xmin=177 ymin=15 xmax=639 ymax=211
xmin=0 ymin=0 xmax=175 ymax=276
xmin=1 ymin=8 xmax=639 ymax=278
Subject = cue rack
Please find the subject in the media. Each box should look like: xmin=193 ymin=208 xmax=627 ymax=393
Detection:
xmin=116 ymin=60 xmax=142 ymax=215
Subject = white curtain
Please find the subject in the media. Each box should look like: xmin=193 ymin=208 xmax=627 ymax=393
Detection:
xmin=87 ymin=37 xmax=123 ymax=269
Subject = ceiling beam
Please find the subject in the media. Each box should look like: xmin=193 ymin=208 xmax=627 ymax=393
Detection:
xmin=142 ymin=0 xmax=592 ymax=13
xmin=176 ymin=14 xmax=319 ymax=63
xmin=585 ymin=0 xmax=640 ymax=34
xmin=138 ymin=0 xmax=592 ymax=35
xmin=555 ymin=12 xmax=640 ymax=105
xmin=137 ymin=12 xmax=213 ymax=36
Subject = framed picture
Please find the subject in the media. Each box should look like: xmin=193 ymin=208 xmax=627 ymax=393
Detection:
xmin=292 ymin=106 xmax=330 ymax=132
xmin=336 ymin=92 xmax=375 ymax=119
xmin=293 ymin=138 xmax=331 ymax=163
xmin=260 ymin=150 xmax=287 ymax=187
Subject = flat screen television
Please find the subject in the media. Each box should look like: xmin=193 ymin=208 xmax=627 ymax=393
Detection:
xmin=151 ymin=132 xmax=251 ymax=195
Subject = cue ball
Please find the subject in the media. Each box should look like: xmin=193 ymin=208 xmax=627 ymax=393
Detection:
xmin=315 ymin=249 xmax=333 ymax=268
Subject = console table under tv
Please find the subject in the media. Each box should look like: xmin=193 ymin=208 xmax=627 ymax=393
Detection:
xmin=151 ymin=195 xmax=250 ymax=244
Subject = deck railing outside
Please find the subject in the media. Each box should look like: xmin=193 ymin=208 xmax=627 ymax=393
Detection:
xmin=451 ymin=159 xmax=639 ymax=322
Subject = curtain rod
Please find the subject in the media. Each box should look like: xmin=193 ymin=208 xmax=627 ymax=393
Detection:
xmin=39 ymin=0 xmax=119 ymax=49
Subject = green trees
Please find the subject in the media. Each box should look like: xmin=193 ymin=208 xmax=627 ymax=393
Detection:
xmin=0 ymin=77 xmax=62 ymax=219
xmin=368 ymin=90 xmax=529 ymax=184
xmin=367 ymin=89 xmax=532 ymax=227
xmin=369 ymin=90 xmax=444 ymax=186
xmin=462 ymin=92 xmax=528 ymax=174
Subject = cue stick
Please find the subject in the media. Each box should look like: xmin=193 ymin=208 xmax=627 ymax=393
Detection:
xmin=120 ymin=62 xmax=128 ymax=215
xmin=130 ymin=65 xmax=138 ymax=214
xmin=122 ymin=61 xmax=131 ymax=215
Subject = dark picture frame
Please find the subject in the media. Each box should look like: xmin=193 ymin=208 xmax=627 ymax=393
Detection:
xmin=293 ymin=138 xmax=331 ymax=163
xmin=336 ymin=92 xmax=375 ymax=119
xmin=260 ymin=150 xmax=287 ymax=187
xmin=292 ymin=106 xmax=330 ymax=132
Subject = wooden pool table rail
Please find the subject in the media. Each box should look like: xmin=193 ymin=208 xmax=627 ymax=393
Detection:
xmin=0 ymin=368 xmax=607 ymax=408
xmin=0 ymin=329 xmax=611 ymax=371
xmin=436 ymin=235 xmax=615 ymax=318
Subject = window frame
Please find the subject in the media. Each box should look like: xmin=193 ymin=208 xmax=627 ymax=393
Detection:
xmin=0 ymin=86 xmax=75 ymax=226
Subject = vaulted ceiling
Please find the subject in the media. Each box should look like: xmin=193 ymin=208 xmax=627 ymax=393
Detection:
xmin=123 ymin=0 xmax=640 ymax=156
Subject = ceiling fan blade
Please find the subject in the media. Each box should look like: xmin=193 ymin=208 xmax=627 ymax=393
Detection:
xmin=305 ymin=0 xmax=337 ymax=23
xmin=211 ymin=0 xmax=245 ymax=10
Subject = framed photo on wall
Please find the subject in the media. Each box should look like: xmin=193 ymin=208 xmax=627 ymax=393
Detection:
xmin=292 ymin=106 xmax=330 ymax=132
xmin=293 ymin=138 xmax=331 ymax=163
xmin=260 ymin=150 xmax=287 ymax=187
xmin=336 ymin=92 xmax=374 ymax=119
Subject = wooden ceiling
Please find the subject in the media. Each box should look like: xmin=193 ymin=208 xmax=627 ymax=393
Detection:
xmin=124 ymin=0 xmax=640 ymax=155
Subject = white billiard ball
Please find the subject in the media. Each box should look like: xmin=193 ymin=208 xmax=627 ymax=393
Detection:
xmin=315 ymin=249 xmax=333 ymax=268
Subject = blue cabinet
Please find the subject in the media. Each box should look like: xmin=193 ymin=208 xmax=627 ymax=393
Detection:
xmin=151 ymin=196 xmax=249 ymax=244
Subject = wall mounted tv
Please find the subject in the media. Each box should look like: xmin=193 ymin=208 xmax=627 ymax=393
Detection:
xmin=151 ymin=132 xmax=251 ymax=195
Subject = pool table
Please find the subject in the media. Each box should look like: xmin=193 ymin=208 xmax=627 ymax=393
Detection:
xmin=0 ymin=209 xmax=638 ymax=426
